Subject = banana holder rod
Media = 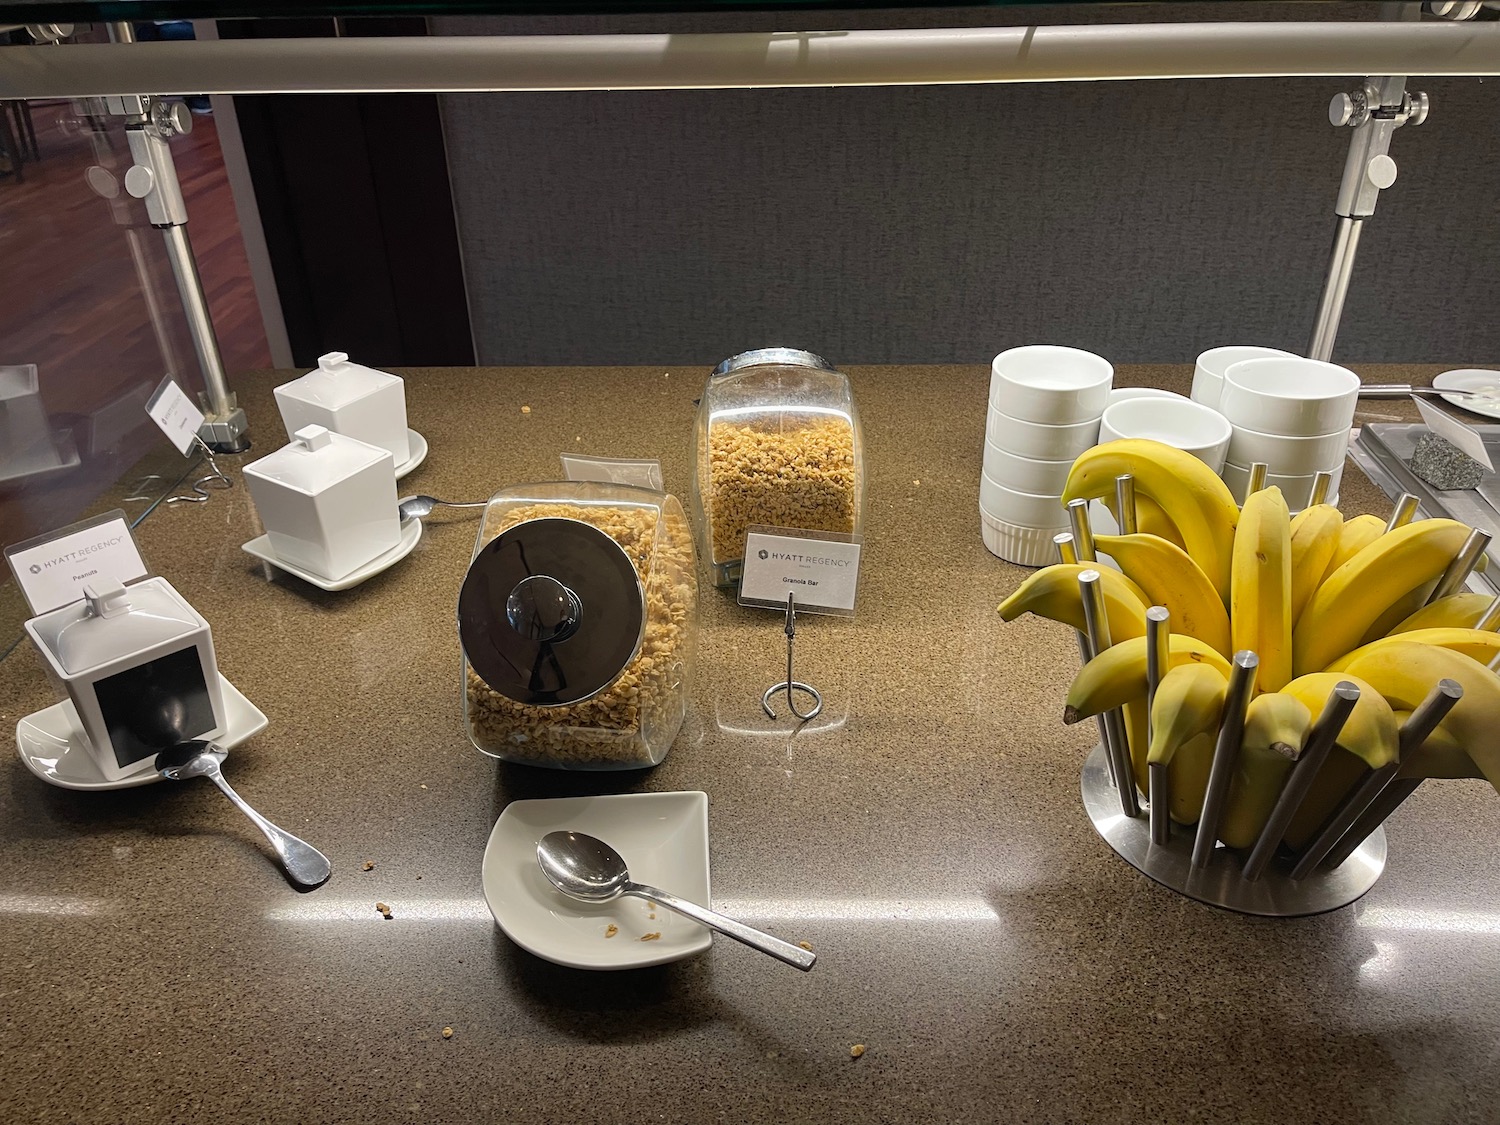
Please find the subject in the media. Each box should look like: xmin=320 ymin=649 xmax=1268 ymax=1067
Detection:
xmin=1145 ymin=606 xmax=1171 ymax=847
xmin=1294 ymin=679 xmax=1462 ymax=878
xmin=1190 ymin=651 xmax=1258 ymax=869
xmin=1079 ymin=568 xmax=1139 ymax=819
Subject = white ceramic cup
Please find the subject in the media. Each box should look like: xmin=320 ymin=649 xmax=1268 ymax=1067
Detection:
xmin=1226 ymin=424 xmax=1349 ymax=476
xmin=1191 ymin=346 xmax=1295 ymax=411
xmin=1107 ymin=387 xmax=1187 ymax=407
xmin=1220 ymin=357 xmax=1361 ymax=435
xmin=986 ymin=403 xmax=1101 ymax=461
xmin=1221 ymin=462 xmax=1345 ymax=509
xmin=982 ymin=437 xmax=1074 ymax=496
xmin=979 ymin=469 xmax=1068 ymax=530
xmin=989 ymin=345 xmax=1114 ymax=425
xmin=1098 ymin=396 xmax=1233 ymax=472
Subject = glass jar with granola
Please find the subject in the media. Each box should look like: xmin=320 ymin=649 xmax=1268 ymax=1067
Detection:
xmin=690 ymin=349 xmax=864 ymax=587
xmin=459 ymin=482 xmax=697 ymax=769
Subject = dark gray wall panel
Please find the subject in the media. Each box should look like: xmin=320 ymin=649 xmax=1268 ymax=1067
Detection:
xmin=437 ymin=11 xmax=1500 ymax=366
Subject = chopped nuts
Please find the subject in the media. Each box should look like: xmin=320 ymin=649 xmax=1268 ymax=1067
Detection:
xmin=702 ymin=414 xmax=857 ymax=565
xmin=604 ymin=924 xmax=619 ymax=938
xmin=466 ymin=501 xmax=696 ymax=767
xmin=798 ymin=941 xmax=814 ymax=951
xmin=520 ymin=405 xmax=532 ymax=414
xmin=375 ymin=902 xmax=393 ymax=920
xmin=850 ymin=1044 xmax=866 ymax=1058
xmin=362 ymin=861 xmax=375 ymax=872
xmin=639 ymin=932 xmax=662 ymax=942
xmin=442 ymin=1027 xmax=453 ymax=1039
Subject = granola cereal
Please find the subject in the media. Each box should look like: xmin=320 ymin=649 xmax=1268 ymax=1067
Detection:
xmin=702 ymin=413 xmax=857 ymax=566
xmin=464 ymin=496 xmax=696 ymax=768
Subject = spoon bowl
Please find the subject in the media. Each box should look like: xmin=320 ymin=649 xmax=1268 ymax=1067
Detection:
xmin=156 ymin=740 xmax=332 ymax=888
xmin=536 ymin=830 xmax=815 ymax=971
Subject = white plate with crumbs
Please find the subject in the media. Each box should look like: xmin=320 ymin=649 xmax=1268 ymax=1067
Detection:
xmin=482 ymin=791 xmax=712 ymax=970
xmin=1433 ymin=369 xmax=1500 ymax=420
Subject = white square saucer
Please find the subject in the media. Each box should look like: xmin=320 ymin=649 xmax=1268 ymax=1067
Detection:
xmin=243 ymin=514 xmax=422 ymax=591
xmin=16 ymin=674 xmax=268 ymax=791
xmin=482 ymin=791 xmax=712 ymax=970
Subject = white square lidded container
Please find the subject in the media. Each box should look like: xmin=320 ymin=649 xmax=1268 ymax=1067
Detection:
xmin=24 ymin=577 xmax=227 ymax=783
xmin=244 ymin=424 xmax=400 ymax=581
xmin=273 ymin=351 xmax=410 ymax=466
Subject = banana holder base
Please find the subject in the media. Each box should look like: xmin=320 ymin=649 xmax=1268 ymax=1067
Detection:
xmin=1080 ymin=744 xmax=1387 ymax=918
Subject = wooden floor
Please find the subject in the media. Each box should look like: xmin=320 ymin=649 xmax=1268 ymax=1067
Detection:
xmin=0 ymin=101 xmax=269 ymax=547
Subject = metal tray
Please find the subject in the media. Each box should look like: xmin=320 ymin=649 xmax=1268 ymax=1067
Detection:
xmin=1350 ymin=423 xmax=1500 ymax=594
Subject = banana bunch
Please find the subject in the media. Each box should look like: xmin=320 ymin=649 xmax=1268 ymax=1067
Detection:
xmin=998 ymin=437 xmax=1500 ymax=849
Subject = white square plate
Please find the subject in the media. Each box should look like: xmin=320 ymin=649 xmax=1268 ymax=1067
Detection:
xmin=481 ymin=791 xmax=711 ymax=970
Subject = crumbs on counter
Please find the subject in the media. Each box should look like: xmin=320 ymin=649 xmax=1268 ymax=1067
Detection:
xmin=376 ymin=902 xmax=393 ymax=920
xmin=850 ymin=1044 xmax=866 ymax=1059
xmin=420 ymin=784 xmax=428 ymax=790
xmin=639 ymin=932 xmax=661 ymax=942
xmin=362 ymin=861 xmax=375 ymax=872
xmin=604 ymin=924 xmax=619 ymax=939
xmin=798 ymin=941 xmax=814 ymax=951
xmin=521 ymin=405 xmax=532 ymax=414
xmin=442 ymin=1027 xmax=453 ymax=1039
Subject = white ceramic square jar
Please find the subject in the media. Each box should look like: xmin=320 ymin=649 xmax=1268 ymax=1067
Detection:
xmin=244 ymin=425 xmax=400 ymax=581
xmin=24 ymin=577 xmax=227 ymax=783
xmin=273 ymin=351 xmax=410 ymax=466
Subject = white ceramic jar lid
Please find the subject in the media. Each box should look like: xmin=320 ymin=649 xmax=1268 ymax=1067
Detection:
xmin=29 ymin=577 xmax=201 ymax=675
xmin=244 ymin=425 xmax=391 ymax=495
xmin=276 ymin=351 xmax=401 ymax=410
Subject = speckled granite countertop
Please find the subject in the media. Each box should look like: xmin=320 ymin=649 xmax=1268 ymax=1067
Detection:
xmin=3 ymin=364 xmax=1497 ymax=1125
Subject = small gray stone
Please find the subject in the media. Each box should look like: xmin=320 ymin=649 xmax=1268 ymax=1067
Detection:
xmin=1408 ymin=431 xmax=1486 ymax=490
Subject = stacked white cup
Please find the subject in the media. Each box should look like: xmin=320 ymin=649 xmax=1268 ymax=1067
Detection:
xmin=981 ymin=345 xmax=1113 ymax=566
xmin=1216 ymin=356 xmax=1359 ymax=510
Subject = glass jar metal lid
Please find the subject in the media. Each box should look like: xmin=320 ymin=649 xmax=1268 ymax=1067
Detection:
xmin=712 ymin=348 xmax=836 ymax=378
xmin=458 ymin=518 xmax=646 ymax=707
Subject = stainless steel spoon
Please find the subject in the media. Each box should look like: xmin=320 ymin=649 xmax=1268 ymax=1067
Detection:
xmin=398 ymin=494 xmax=487 ymax=520
xmin=536 ymin=830 xmax=816 ymax=971
xmin=156 ymin=741 xmax=332 ymax=888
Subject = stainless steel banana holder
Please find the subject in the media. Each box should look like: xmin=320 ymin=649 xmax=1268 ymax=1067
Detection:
xmin=1067 ymin=478 xmax=1467 ymax=918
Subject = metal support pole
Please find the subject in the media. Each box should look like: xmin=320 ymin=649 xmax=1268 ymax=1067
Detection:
xmin=1307 ymin=218 xmax=1364 ymax=362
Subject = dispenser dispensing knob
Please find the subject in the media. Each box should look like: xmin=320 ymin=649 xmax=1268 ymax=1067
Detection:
xmin=1366 ymin=154 xmax=1398 ymax=190
xmin=1329 ymin=93 xmax=1354 ymax=127
xmin=150 ymin=99 xmax=194 ymax=138
xmin=1329 ymin=88 xmax=1370 ymax=129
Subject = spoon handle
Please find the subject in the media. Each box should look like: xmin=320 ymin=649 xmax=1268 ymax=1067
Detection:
xmin=206 ymin=770 xmax=333 ymax=888
xmin=626 ymin=882 xmax=815 ymax=971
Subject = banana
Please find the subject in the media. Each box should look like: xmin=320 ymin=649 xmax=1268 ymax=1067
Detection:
xmin=1219 ymin=692 xmax=1311 ymax=848
xmin=1105 ymin=493 xmax=1186 ymax=550
xmin=1392 ymin=592 xmax=1498 ymax=634
xmin=1283 ymin=746 xmax=1367 ymax=849
xmin=1278 ymin=672 xmax=1399 ymax=769
xmin=1287 ymin=503 xmax=1342 ymax=625
xmin=1061 ymin=440 xmax=1239 ymax=603
xmin=1335 ymin=641 xmax=1500 ymax=792
xmin=1147 ymin=664 xmax=1228 ymax=825
xmin=1092 ymin=533 xmax=1232 ymax=657
xmin=1231 ymin=486 xmax=1293 ymax=692
xmin=1326 ymin=627 xmax=1500 ymax=672
xmin=1393 ymin=714 xmax=1477 ymax=780
xmin=1323 ymin=514 xmax=1387 ymax=582
xmin=997 ymin=564 xmax=1151 ymax=643
xmin=1358 ymin=580 xmax=1441 ymax=646
xmin=1291 ymin=518 xmax=1472 ymax=677
xmin=1063 ymin=634 xmax=1235 ymax=723
xmin=1123 ymin=699 xmax=1149 ymax=795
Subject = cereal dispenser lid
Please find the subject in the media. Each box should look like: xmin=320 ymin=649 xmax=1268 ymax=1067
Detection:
xmin=458 ymin=517 xmax=646 ymax=706
xmin=712 ymin=348 xmax=837 ymax=378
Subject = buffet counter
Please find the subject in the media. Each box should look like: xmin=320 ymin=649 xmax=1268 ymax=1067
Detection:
xmin=3 ymin=363 xmax=1497 ymax=1125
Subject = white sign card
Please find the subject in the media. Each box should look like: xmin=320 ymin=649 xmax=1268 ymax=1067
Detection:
xmin=5 ymin=510 xmax=150 ymax=615
xmin=1414 ymin=398 xmax=1496 ymax=472
xmin=559 ymin=453 xmax=665 ymax=492
xmin=145 ymin=375 xmax=206 ymax=455
xmin=737 ymin=526 xmax=862 ymax=616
